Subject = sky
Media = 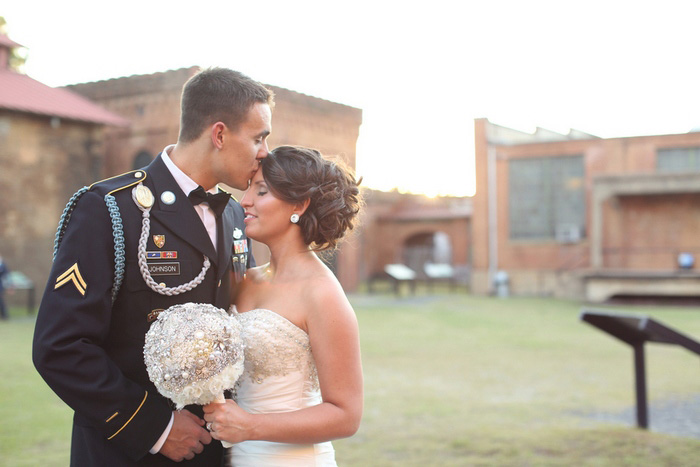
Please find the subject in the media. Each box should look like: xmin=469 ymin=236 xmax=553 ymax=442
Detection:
xmin=4 ymin=0 xmax=700 ymax=197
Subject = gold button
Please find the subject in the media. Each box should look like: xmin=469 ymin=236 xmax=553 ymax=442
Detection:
xmin=135 ymin=172 xmax=143 ymax=178
xmin=159 ymin=282 xmax=166 ymax=287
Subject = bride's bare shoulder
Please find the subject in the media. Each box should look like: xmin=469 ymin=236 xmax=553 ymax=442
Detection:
xmin=306 ymin=271 xmax=351 ymax=311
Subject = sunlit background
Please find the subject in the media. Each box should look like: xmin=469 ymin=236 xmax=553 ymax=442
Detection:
xmin=4 ymin=0 xmax=700 ymax=196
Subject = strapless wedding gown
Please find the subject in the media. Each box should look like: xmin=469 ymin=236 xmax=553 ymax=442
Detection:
xmin=228 ymin=308 xmax=337 ymax=466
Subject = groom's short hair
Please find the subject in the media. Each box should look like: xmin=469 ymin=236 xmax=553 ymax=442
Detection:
xmin=178 ymin=67 xmax=274 ymax=143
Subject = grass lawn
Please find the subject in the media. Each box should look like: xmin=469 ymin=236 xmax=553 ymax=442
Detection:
xmin=2 ymin=291 xmax=699 ymax=466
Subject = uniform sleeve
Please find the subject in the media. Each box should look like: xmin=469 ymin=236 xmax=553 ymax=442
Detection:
xmin=32 ymin=190 xmax=172 ymax=461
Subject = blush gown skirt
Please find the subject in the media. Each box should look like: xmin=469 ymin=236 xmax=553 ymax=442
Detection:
xmin=228 ymin=308 xmax=337 ymax=467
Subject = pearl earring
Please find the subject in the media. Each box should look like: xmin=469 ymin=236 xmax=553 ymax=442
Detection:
xmin=290 ymin=213 xmax=300 ymax=224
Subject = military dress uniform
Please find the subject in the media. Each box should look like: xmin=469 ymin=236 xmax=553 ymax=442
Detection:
xmin=33 ymin=154 xmax=253 ymax=466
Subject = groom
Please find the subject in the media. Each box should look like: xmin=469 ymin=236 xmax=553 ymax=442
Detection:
xmin=33 ymin=68 xmax=273 ymax=465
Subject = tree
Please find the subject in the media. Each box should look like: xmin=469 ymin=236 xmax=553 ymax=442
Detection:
xmin=0 ymin=17 xmax=28 ymax=73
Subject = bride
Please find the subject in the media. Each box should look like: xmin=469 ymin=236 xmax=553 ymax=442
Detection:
xmin=204 ymin=146 xmax=363 ymax=466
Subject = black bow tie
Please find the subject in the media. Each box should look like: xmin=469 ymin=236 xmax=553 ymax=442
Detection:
xmin=188 ymin=186 xmax=230 ymax=217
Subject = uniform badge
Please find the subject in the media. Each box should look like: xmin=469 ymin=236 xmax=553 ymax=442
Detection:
xmin=233 ymin=228 xmax=242 ymax=239
xmin=160 ymin=191 xmax=176 ymax=205
xmin=233 ymin=239 xmax=248 ymax=254
xmin=133 ymin=184 xmax=154 ymax=209
xmin=232 ymin=255 xmax=245 ymax=283
xmin=153 ymin=235 xmax=165 ymax=249
xmin=147 ymin=251 xmax=178 ymax=259
xmin=147 ymin=309 xmax=164 ymax=322
xmin=54 ymin=262 xmax=87 ymax=296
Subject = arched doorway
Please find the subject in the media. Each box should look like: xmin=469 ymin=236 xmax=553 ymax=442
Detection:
xmin=402 ymin=231 xmax=452 ymax=278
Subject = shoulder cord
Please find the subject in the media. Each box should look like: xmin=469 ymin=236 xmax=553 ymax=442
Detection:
xmin=104 ymin=194 xmax=126 ymax=303
xmin=53 ymin=186 xmax=89 ymax=261
xmin=52 ymin=187 xmax=125 ymax=303
xmin=131 ymin=186 xmax=211 ymax=296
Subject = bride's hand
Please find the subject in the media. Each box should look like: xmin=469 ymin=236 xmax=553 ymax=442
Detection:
xmin=203 ymin=399 xmax=254 ymax=444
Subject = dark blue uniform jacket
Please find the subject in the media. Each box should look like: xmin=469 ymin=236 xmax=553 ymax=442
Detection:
xmin=33 ymin=155 xmax=252 ymax=466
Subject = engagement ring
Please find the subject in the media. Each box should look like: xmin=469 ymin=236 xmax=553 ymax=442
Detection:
xmin=206 ymin=422 xmax=213 ymax=431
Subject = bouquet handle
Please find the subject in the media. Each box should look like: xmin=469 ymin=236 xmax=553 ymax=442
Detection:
xmin=214 ymin=393 xmax=234 ymax=448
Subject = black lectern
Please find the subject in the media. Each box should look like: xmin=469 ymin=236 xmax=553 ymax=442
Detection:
xmin=580 ymin=309 xmax=700 ymax=429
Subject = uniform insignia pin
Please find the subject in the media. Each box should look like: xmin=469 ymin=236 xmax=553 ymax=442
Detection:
xmin=134 ymin=184 xmax=154 ymax=209
xmin=153 ymin=235 xmax=165 ymax=249
xmin=54 ymin=262 xmax=87 ymax=296
xmin=147 ymin=309 xmax=164 ymax=322
xmin=160 ymin=191 xmax=176 ymax=205
xmin=233 ymin=228 xmax=242 ymax=239
xmin=147 ymin=251 xmax=177 ymax=259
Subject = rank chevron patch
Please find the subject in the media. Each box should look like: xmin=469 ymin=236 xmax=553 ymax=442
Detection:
xmin=54 ymin=262 xmax=87 ymax=296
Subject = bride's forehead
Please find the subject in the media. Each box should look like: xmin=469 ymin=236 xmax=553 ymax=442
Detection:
xmin=252 ymin=170 xmax=265 ymax=182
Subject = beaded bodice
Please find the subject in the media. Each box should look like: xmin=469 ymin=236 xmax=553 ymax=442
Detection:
xmin=227 ymin=308 xmax=336 ymax=466
xmin=233 ymin=308 xmax=319 ymax=392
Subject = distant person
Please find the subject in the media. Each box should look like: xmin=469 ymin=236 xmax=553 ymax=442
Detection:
xmin=33 ymin=67 xmax=273 ymax=465
xmin=0 ymin=255 xmax=8 ymax=320
xmin=203 ymin=146 xmax=364 ymax=466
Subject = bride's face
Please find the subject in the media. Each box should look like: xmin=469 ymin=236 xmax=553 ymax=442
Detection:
xmin=240 ymin=169 xmax=296 ymax=242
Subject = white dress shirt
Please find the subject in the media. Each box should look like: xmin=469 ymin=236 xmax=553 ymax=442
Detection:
xmin=160 ymin=144 xmax=219 ymax=250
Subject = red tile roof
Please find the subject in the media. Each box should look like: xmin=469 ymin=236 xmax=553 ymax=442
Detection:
xmin=0 ymin=69 xmax=129 ymax=126
xmin=0 ymin=34 xmax=22 ymax=48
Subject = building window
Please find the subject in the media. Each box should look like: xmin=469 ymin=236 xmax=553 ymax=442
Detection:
xmin=657 ymin=147 xmax=700 ymax=172
xmin=508 ymin=155 xmax=585 ymax=241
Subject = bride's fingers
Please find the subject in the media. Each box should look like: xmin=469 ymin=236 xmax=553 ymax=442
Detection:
xmin=202 ymin=403 xmax=215 ymax=413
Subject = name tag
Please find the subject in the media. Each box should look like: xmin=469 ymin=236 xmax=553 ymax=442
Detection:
xmin=147 ymin=262 xmax=180 ymax=276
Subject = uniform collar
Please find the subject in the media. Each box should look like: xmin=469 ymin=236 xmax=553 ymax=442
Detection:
xmin=160 ymin=145 xmax=218 ymax=196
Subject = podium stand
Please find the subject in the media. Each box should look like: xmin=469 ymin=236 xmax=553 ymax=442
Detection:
xmin=580 ymin=309 xmax=700 ymax=429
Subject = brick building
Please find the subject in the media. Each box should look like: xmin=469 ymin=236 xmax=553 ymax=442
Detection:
xmin=0 ymin=33 xmax=128 ymax=294
xmin=472 ymin=118 xmax=700 ymax=301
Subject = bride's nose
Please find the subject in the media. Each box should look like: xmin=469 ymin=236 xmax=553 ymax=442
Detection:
xmin=240 ymin=189 xmax=253 ymax=207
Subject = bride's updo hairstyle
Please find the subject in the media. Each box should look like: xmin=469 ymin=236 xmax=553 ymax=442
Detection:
xmin=261 ymin=146 xmax=362 ymax=251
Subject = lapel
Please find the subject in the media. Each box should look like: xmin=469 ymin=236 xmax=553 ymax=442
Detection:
xmin=218 ymin=202 xmax=235 ymax=279
xmin=144 ymin=155 xmax=218 ymax=265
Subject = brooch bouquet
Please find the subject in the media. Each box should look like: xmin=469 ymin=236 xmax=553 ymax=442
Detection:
xmin=144 ymin=302 xmax=244 ymax=409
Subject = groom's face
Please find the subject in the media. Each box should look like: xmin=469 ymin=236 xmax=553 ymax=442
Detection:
xmin=217 ymin=102 xmax=272 ymax=190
